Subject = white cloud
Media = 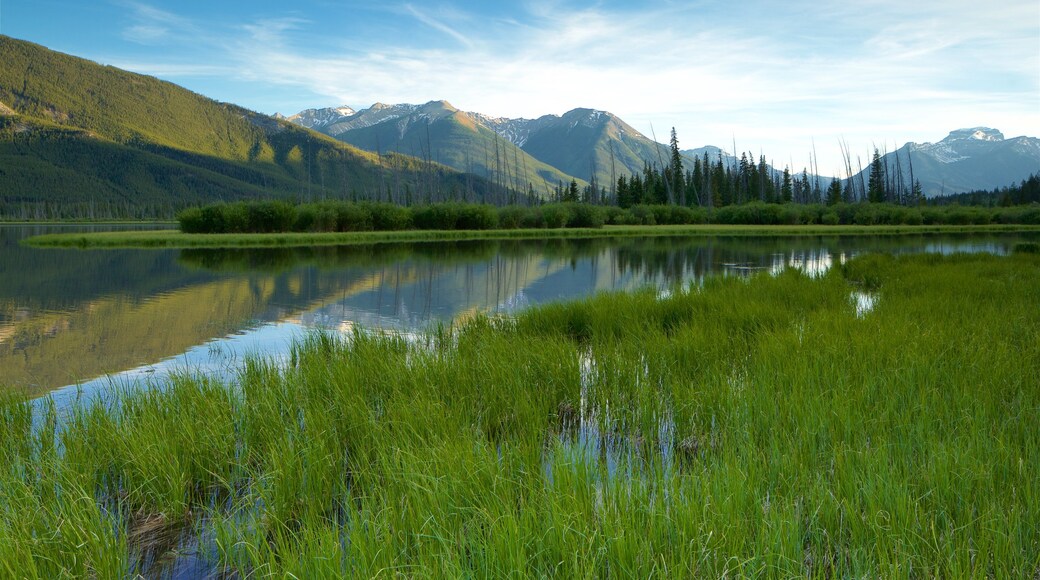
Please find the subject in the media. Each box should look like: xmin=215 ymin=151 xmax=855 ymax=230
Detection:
xmin=118 ymin=1 xmax=201 ymax=45
xmin=108 ymin=0 xmax=1040 ymax=174
xmin=402 ymin=4 xmax=475 ymax=48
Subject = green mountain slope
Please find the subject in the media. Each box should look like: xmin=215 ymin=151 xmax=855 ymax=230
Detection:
xmin=324 ymin=101 xmax=584 ymax=197
xmin=502 ymin=108 xmax=672 ymax=187
xmin=0 ymin=36 xmax=485 ymax=218
xmin=291 ymin=102 xmax=701 ymax=192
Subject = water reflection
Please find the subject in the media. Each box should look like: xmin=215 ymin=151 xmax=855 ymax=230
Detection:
xmin=1 ymin=225 xmax=1035 ymax=399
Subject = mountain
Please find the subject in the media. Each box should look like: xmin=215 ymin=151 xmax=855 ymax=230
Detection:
xmin=482 ymin=108 xmax=672 ymax=187
xmin=291 ymin=103 xmax=799 ymax=192
xmin=858 ymin=128 xmax=1040 ymax=197
xmin=0 ymin=36 xmax=485 ymax=218
xmin=290 ymin=103 xmax=696 ymax=190
xmin=682 ymin=145 xmax=738 ymax=167
xmin=283 ymin=101 xmax=583 ymax=197
xmin=277 ymin=106 xmax=357 ymax=130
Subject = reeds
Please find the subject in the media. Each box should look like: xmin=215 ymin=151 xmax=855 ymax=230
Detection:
xmin=1 ymin=252 xmax=1037 ymax=576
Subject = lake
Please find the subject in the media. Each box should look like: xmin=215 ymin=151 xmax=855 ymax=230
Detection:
xmin=1 ymin=224 xmax=1034 ymax=402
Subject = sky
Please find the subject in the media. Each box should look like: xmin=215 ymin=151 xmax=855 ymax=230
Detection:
xmin=2 ymin=0 xmax=1038 ymax=175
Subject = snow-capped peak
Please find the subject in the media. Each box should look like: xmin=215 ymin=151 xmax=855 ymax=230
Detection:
xmin=944 ymin=127 xmax=1005 ymax=142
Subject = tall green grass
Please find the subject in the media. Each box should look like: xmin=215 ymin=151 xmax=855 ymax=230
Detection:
xmin=1 ymin=252 xmax=1037 ymax=576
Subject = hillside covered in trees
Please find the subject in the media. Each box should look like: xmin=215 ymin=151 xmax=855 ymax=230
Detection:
xmin=0 ymin=36 xmax=492 ymax=219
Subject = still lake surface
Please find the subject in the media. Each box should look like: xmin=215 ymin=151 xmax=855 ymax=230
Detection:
xmin=1 ymin=224 xmax=1035 ymax=403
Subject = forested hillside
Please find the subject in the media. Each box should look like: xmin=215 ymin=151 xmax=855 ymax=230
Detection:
xmin=0 ymin=36 xmax=487 ymax=219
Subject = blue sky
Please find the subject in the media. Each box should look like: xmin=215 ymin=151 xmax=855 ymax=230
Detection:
xmin=2 ymin=0 xmax=1038 ymax=175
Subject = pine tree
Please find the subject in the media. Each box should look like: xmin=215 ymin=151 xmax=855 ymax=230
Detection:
xmin=912 ymin=179 xmax=924 ymax=205
xmin=799 ymin=170 xmax=813 ymax=204
xmin=566 ymin=179 xmax=579 ymax=202
xmin=867 ymin=148 xmax=885 ymax=203
xmin=669 ymin=128 xmax=685 ymax=205
xmin=826 ymin=177 xmax=842 ymax=205
xmin=781 ymin=168 xmax=793 ymax=203
xmin=616 ymin=175 xmax=631 ymax=208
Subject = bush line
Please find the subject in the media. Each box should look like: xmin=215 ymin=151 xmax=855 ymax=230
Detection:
xmin=177 ymin=200 xmax=1040 ymax=234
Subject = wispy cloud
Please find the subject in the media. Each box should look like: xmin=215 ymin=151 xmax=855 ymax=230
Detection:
xmin=103 ymin=0 xmax=1040 ymax=173
xmin=402 ymin=4 xmax=474 ymax=48
xmin=117 ymin=1 xmax=202 ymax=45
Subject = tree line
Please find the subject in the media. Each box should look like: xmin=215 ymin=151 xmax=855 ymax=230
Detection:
xmin=178 ymin=198 xmax=1040 ymax=234
xmin=548 ymin=128 xmax=937 ymax=209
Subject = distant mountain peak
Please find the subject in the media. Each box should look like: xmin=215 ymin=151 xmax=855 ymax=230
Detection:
xmin=421 ymin=100 xmax=456 ymax=111
xmin=943 ymin=127 xmax=1004 ymax=142
xmin=283 ymin=106 xmax=357 ymax=130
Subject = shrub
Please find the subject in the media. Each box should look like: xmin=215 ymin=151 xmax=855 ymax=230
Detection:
xmin=177 ymin=207 xmax=205 ymax=233
xmin=457 ymin=204 xmax=499 ymax=230
xmin=497 ymin=206 xmax=527 ymax=229
xmin=628 ymin=205 xmax=656 ymax=225
xmin=293 ymin=204 xmax=317 ymax=232
xmin=223 ymin=202 xmax=251 ymax=233
xmin=245 ymin=201 xmax=294 ymax=233
xmin=563 ymin=203 xmax=606 ymax=228
xmin=366 ymin=202 xmax=412 ymax=231
xmin=541 ymin=204 xmax=571 ymax=228
xmin=520 ymin=207 xmax=545 ymax=229
xmin=851 ymin=204 xmax=879 ymax=226
xmin=411 ymin=204 xmax=460 ymax=230
xmin=335 ymin=203 xmax=373 ymax=231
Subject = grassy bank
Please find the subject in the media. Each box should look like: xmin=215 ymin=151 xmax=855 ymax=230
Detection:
xmin=175 ymin=200 xmax=1040 ymax=236
xmin=1 ymin=251 xmax=1038 ymax=576
xmin=24 ymin=223 xmax=1040 ymax=249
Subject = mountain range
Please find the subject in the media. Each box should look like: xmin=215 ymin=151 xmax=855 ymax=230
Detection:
xmin=287 ymin=102 xmax=1040 ymax=198
xmin=280 ymin=101 xmax=687 ymax=193
xmin=874 ymin=128 xmax=1040 ymax=196
xmin=0 ymin=33 xmax=1036 ymax=218
xmin=0 ymin=36 xmax=486 ymax=217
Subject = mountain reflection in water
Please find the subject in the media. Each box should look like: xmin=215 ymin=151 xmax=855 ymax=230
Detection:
xmin=1 ymin=226 xmax=1034 ymax=400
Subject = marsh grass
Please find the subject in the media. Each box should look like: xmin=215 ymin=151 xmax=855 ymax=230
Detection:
xmin=1 ymin=252 xmax=1037 ymax=576
xmin=24 ymin=223 xmax=1040 ymax=249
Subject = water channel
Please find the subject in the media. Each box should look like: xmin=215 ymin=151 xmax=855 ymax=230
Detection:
xmin=1 ymin=224 xmax=1034 ymax=404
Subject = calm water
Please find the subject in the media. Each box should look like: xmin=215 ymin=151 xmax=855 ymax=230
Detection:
xmin=1 ymin=224 xmax=1035 ymax=402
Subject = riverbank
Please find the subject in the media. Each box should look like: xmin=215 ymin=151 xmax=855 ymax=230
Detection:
xmin=23 ymin=223 xmax=1040 ymax=249
xmin=1 ymin=251 xmax=1037 ymax=576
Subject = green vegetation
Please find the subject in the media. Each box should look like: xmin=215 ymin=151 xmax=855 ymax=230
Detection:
xmin=172 ymin=200 xmax=1040 ymax=236
xmin=1 ymin=252 xmax=1038 ymax=576
xmin=2 ymin=36 xmax=1034 ymax=223
xmin=931 ymin=173 xmax=1040 ymax=206
xmin=175 ymin=200 xmax=623 ymax=234
xmin=26 ymin=222 xmax=1040 ymax=249
xmin=0 ymin=36 xmax=490 ymax=219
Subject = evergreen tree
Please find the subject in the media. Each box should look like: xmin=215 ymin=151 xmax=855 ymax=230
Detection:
xmin=630 ymin=174 xmax=644 ymax=205
xmin=669 ymin=128 xmax=685 ymax=205
xmin=799 ymin=170 xmax=813 ymax=203
xmin=912 ymin=179 xmax=924 ymax=205
xmin=616 ymin=175 xmax=631 ymax=208
xmin=781 ymin=168 xmax=793 ymax=203
xmin=826 ymin=177 xmax=842 ymax=205
xmin=867 ymin=148 xmax=886 ymax=203
xmin=566 ymin=179 xmax=580 ymax=202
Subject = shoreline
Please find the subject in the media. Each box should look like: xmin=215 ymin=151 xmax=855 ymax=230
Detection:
xmin=23 ymin=223 xmax=1040 ymax=249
